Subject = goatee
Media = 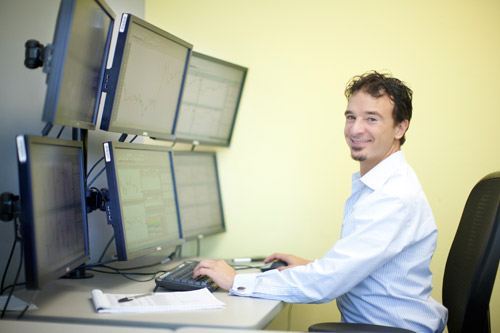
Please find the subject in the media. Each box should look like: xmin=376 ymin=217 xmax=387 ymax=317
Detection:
xmin=351 ymin=153 xmax=366 ymax=162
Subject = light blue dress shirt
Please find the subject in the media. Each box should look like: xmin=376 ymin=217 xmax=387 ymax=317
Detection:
xmin=230 ymin=151 xmax=448 ymax=333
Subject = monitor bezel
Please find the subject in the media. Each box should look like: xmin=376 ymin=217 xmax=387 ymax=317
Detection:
xmin=173 ymin=51 xmax=248 ymax=147
xmin=100 ymin=14 xmax=193 ymax=140
xmin=41 ymin=0 xmax=115 ymax=130
xmin=172 ymin=151 xmax=226 ymax=240
xmin=16 ymin=135 xmax=89 ymax=290
xmin=103 ymin=141 xmax=183 ymax=261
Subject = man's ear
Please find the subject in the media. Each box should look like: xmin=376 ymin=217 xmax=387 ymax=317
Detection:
xmin=395 ymin=120 xmax=409 ymax=140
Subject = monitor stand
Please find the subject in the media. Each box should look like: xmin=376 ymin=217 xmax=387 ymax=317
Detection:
xmin=61 ymin=265 xmax=93 ymax=280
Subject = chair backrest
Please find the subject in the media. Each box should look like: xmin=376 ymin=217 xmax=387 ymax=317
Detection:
xmin=443 ymin=171 xmax=500 ymax=333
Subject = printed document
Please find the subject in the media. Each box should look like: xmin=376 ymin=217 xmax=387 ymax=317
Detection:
xmin=91 ymin=288 xmax=225 ymax=313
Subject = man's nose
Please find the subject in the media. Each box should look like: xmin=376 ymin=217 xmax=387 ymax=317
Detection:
xmin=349 ymin=118 xmax=364 ymax=134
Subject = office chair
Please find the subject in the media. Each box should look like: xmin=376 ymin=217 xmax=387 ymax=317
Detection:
xmin=309 ymin=171 xmax=500 ymax=333
xmin=442 ymin=171 xmax=500 ymax=333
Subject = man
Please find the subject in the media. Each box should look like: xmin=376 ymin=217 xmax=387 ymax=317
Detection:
xmin=193 ymin=71 xmax=448 ymax=333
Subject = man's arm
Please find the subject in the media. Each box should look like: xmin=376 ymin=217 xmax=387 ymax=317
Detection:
xmin=193 ymin=253 xmax=311 ymax=289
xmin=196 ymin=195 xmax=415 ymax=303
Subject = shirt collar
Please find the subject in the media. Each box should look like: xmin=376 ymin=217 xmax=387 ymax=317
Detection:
xmin=355 ymin=151 xmax=406 ymax=191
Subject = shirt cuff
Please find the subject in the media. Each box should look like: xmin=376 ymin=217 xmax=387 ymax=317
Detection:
xmin=229 ymin=273 xmax=259 ymax=296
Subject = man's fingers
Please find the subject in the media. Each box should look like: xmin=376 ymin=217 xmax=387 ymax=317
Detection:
xmin=265 ymin=253 xmax=281 ymax=263
xmin=194 ymin=260 xmax=214 ymax=276
xmin=194 ymin=267 xmax=209 ymax=278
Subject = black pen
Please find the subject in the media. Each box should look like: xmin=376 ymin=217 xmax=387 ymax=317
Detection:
xmin=118 ymin=292 xmax=153 ymax=303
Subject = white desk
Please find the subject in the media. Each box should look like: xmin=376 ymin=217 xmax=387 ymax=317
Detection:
xmin=177 ymin=328 xmax=301 ymax=333
xmin=0 ymin=319 xmax=173 ymax=333
xmin=0 ymin=321 xmax=299 ymax=333
xmin=16 ymin=263 xmax=283 ymax=330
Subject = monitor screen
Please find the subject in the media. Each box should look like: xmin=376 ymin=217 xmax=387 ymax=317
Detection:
xmin=103 ymin=142 xmax=182 ymax=261
xmin=174 ymin=52 xmax=247 ymax=146
xmin=16 ymin=136 xmax=88 ymax=289
xmin=42 ymin=0 xmax=114 ymax=130
xmin=100 ymin=14 xmax=192 ymax=139
xmin=172 ymin=151 xmax=225 ymax=240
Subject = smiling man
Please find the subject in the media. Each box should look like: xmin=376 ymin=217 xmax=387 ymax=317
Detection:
xmin=344 ymin=81 xmax=409 ymax=175
xmin=194 ymin=72 xmax=448 ymax=333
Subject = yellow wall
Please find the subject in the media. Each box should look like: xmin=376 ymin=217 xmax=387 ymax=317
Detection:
xmin=146 ymin=0 xmax=500 ymax=331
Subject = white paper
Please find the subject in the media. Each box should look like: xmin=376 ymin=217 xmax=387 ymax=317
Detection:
xmin=91 ymin=289 xmax=111 ymax=312
xmin=91 ymin=288 xmax=225 ymax=313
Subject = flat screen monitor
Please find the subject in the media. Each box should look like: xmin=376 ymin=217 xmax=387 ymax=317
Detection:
xmin=16 ymin=135 xmax=89 ymax=289
xmin=100 ymin=14 xmax=193 ymax=139
xmin=174 ymin=52 xmax=247 ymax=146
xmin=42 ymin=0 xmax=114 ymax=130
xmin=172 ymin=151 xmax=225 ymax=240
xmin=103 ymin=142 xmax=182 ymax=261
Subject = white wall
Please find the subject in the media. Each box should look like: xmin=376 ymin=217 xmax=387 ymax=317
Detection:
xmin=145 ymin=0 xmax=500 ymax=330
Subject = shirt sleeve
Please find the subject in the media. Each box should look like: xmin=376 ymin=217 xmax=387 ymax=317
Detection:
xmin=229 ymin=194 xmax=417 ymax=303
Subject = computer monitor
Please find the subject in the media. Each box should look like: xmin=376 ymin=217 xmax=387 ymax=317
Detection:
xmin=172 ymin=151 xmax=225 ymax=240
xmin=100 ymin=14 xmax=193 ymax=139
xmin=42 ymin=0 xmax=114 ymax=130
xmin=173 ymin=51 xmax=247 ymax=146
xmin=103 ymin=142 xmax=182 ymax=261
xmin=16 ymin=135 xmax=89 ymax=289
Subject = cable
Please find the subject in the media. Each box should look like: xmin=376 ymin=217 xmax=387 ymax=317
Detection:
xmin=86 ymin=248 xmax=176 ymax=283
xmin=129 ymin=135 xmax=138 ymax=143
xmin=97 ymin=235 xmax=114 ymax=263
xmin=16 ymin=289 xmax=37 ymax=320
xmin=0 ymin=223 xmax=17 ymax=295
xmin=99 ymin=263 xmax=162 ymax=271
xmin=87 ymin=166 xmax=106 ymax=187
xmin=86 ymin=156 xmax=105 ymax=178
xmin=90 ymin=249 xmax=176 ymax=272
xmin=56 ymin=126 xmax=65 ymax=139
xmin=1 ymin=218 xmax=23 ymax=319
xmin=89 ymin=267 xmax=164 ymax=276
xmin=86 ymin=267 xmax=164 ymax=283
xmin=1 ymin=283 xmax=26 ymax=295
xmin=17 ymin=304 xmax=29 ymax=320
xmin=82 ymin=260 xmax=117 ymax=271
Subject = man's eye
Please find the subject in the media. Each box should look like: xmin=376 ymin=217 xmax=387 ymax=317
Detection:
xmin=367 ymin=117 xmax=378 ymax=123
xmin=346 ymin=115 xmax=355 ymax=120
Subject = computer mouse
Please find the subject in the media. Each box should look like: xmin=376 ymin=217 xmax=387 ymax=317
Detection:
xmin=260 ymin=260 xmax=288 ymax=272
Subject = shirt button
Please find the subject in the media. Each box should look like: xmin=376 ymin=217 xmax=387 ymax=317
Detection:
xmin=237 ymin=286 xmax=246 ymax=291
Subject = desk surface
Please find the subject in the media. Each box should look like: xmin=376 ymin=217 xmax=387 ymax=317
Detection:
xmin=17 ymin=262 xmax=283 ymax=330
xmin=0 ymin=319 xmax=173 ymax=333
xmin=0 ymin=321 xmax=298 ymax=333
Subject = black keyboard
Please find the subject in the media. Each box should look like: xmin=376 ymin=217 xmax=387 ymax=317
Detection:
xmin=155 ymin=260 xmax=218 ymax=292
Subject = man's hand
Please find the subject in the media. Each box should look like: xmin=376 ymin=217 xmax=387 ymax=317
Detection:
xmin=265 ymin=253 xmax=311 ymax=271
xmin=193 ymin=259 xmax=236 ymax=291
